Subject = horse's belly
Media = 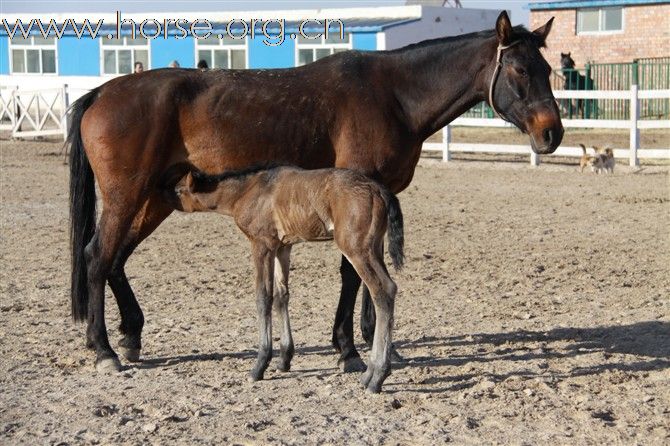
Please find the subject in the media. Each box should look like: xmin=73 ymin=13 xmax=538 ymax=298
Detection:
xmin=277 ymin=215 xmax=334 ymax=244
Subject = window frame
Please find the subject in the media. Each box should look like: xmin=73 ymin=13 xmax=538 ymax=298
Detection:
xmin=576 ymin=7 xmax=624 ymax=35
xmin=100 ymin=36 xmax=151 ymax=76
xmin=8 ymin=36 xmax=58 ymax=75
xmin=294 ymin=33 xmax=353 ymax=67
xmin=194 ymin=35 xmax=249 ymax=70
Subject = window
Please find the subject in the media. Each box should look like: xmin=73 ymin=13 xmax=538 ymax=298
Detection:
xmin=577 ymin=7 xmax=623 ymax=33
xmin=9 ymin=36 xmax=57 ymax=74
xmin=101 ymin=36 xmax=149 ymax=75
xmin=195 ymin=35 xmax=247 ymax=69
xmin=295 ymin=33 xmax=352 ymax=66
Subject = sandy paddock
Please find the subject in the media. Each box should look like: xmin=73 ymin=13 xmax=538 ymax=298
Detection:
xmin=1 ymin=140 xmax=668 ymax=445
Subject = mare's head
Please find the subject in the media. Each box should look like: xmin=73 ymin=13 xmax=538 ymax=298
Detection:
xmin=560 ymin=52 xmax=576 ymax=70
xmin=489 ymin=11 xmax=563 ymax=154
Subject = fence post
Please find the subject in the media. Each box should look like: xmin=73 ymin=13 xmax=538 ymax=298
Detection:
xmin=629 ymin=84 xmax=640 ymax=167
xmin=442 ymin=125 xmax=451 ymax=162
xmin=11 ymin=87 xmax=19 ymax=137
xmin=530 ymin=150 xmax=540 ymax=167
xmin=61 ymin=84 xmax=70 ymax=142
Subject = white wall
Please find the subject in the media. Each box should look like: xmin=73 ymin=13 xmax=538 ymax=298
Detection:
xmin=383 ymin=6 xmax=501 ymax=50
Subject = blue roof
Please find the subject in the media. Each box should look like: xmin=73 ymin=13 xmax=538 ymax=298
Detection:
xmin=529 ymin=0 xmax=669 ymax=10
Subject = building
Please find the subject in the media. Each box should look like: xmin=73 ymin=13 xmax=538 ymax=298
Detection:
xmin=529 ymin=0 xmax=670 ymax=68
xmin=0 ymin=5 xmax=500 ymax=90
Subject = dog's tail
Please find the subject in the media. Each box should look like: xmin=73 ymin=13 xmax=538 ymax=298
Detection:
xmin=380 ymin=187 xmax=404 ymax=271
xmin=579 ymin=143 xmax=587 ymax=154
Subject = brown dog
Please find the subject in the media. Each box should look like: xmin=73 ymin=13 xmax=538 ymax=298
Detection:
xmin=579 ymin=144 xmax=597 ymax=172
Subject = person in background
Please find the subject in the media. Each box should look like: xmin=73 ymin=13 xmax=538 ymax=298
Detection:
xmin=134 ymin=62 xmax=144 ymax=74
xmin=197 ymin=59 xmax=209 ymax=71
xmin=168 ymin=60 xmax=180 ymax=68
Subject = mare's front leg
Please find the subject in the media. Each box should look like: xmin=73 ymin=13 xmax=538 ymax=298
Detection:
xmin=273 ymin=245 xmax=294 ymax=372
xmin=249 ymin=241 xmax=275 ymax=382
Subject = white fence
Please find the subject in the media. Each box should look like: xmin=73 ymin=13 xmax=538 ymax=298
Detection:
xmin=0 ymin=85 xmax=72 ymax=140
xmin=423 ymin=86 xmax=670 ymax=166
xmin=2 ymin=84 xmax=668 ymax=167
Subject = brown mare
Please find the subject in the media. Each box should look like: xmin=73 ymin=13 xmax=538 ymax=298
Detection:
xmin=68 ymin=12 xmax=562 ymax=375
xmin=162 ymin=165 xmax=404 ymax=392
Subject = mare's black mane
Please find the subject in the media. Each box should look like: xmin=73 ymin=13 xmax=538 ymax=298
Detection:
xmin=389 ymin=25 xmax=545 ymax=55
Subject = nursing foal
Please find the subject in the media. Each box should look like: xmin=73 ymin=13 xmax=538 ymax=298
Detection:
xmin=165 ymin=165 xmax=404 ymax=393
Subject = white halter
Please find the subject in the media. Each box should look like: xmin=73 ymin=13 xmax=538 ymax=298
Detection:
xmin=488 ymin=40 xmax=521 ymax=121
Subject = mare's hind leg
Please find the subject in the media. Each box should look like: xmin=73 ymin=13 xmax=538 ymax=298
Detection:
xmin=249 ymin=241 xmax=276 ymax=382
xmin=85 ymin=205 xmax=138 ymax=373
xmin=273 ymin=245 xmax=294 ymax=372
xmin=108 ymin=194 xmax=173 ymax=362
xmin=332 ymin=257 xmax=367 ymax=373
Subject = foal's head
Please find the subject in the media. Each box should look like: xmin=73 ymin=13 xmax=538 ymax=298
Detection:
xmin=171 ymin=172 xmax=218 ymax=212
xmin=489 ymin=12 xmax=563 ymax=154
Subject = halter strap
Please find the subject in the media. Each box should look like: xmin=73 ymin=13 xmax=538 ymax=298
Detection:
xmin=488 ymin=40 xmax=521 ymax=121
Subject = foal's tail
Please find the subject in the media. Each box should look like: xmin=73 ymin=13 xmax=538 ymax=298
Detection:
xmin=67 ymin=89 xmax=99 ymax=322
xmin=380 ymin=188 xmax=404 ymax=271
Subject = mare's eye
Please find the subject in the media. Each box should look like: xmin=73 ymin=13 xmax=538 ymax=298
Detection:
xmin=515 ymin=67 xmax=528 ymax=77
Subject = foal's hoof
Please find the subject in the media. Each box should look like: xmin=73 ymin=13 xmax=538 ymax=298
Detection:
xmin=275 ymin=361 xmax=291 ymax=373
xmin=248 ymin=370 xmax=265 ymax=383
xmin=339 ymin=356 xmax=366 ymax=373
xmin=360 ymin=368 xmax=373 ymax=388
xmin=365 ymin=382 xmax=383 ymax=394
xmin=120 ymin=347 xmax=141 ymax=363
xmin=96 ymin=357 xmax=122 ymax=374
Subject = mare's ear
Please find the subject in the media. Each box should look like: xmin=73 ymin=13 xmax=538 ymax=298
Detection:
xmin=532 ymin=17 xmax=554 ymax=46
xmin=567 ymin=52 xmax=571 ymax=57
xmin=495 ymin=11 xmax=513 ymax=46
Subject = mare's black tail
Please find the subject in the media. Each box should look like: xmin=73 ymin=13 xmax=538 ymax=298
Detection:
xmin=67 ymin=89 xmax=99 ymax=322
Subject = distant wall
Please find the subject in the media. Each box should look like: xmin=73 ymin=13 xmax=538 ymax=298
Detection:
xmin=530 ymin=4 xmax=670 ymax=67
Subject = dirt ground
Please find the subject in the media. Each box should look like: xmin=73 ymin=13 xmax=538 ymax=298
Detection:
xmin=1 ymin=140 xmax=668 ymax=445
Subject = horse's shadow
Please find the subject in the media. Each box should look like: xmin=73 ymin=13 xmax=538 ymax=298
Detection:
xmin=132 ymin=321 xmax=669 ymax=389
xmin=388 ymin=320 xmax=670 ymax=393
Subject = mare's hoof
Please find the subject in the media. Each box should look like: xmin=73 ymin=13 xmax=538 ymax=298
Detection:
xmin=96 ymin=357 xmax=122 ymax=374
xmin=390 ymin=346 xmax=405 ymax=363
xmin=339 ymin=356 xmax=366 ymax=373
xmin=120 ymin=347 xmax=141 ymax=363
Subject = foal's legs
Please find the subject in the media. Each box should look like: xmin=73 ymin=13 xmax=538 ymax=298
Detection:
xmin=331 ymin=256 xmax=366 ymax=372
xmin=347 ymin=249 xmax=397 ymax=393
xmin=249 ymin=242 xmax=276 ymax=382
xmin=273 ymin=245 xmax=294 ymax=372
xmin=108 ymin=195 xmax=173 ymax=362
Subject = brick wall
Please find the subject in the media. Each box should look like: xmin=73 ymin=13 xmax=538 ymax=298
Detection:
xmin=530 ymin=4 xmax=670 ymax=68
